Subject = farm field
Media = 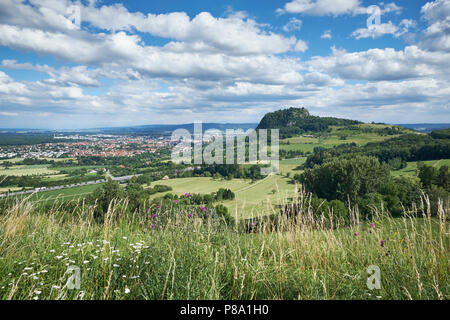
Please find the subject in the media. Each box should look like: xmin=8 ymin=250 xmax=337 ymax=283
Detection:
xmin=147 ymin=174 xmax=299 ymax=219
xmin=391 ymin=159 xmax=450 ymax=177
xmin=5 ymin=184 xmax=101 ymax=203
xmin=0 ymin=164 xmax=56 ymax=176
xmin=0 ymin=157 xmax=76 ymax=164
xmin=279 ymin=124 xmax=408 ymax=154
xmin=49 ymin=165 xmax=106 ymax=173
xmin=279 ymin=157 xmax=306 ymax=175
xmin=0 ymin=186 xmax=22 ymax=193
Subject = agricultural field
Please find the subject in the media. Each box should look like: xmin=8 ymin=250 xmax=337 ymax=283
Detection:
xmin=49 ymin=165 xmax=106 ymax=173
xmin=391 ymin=159 xmax=450 ymax=177
xmin=146 ymin=173 xmax=300 ymax=219
xmin=0 ymin=157 xmax=76 ymax=164
xmin=279 ymin=124 xmax=409 ymax=154
xmin=5 ymin=184 xmax=101 ymax=203
xmin=0 ymin=164 xmax=56 ymax=176
xmin=279 ymin=157 xmax=307 ymax=175
xmin=0 ymin=187 xmax=22 ymax=193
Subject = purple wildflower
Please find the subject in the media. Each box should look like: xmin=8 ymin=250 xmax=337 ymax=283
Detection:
xmin=152 ymin=214 xmax=157 ymax=219
xmin=354 ymin=232 xmax=358 ymax=236
xmin=380 ymin=240 xmax=385 ymax=247
xmin=156 ymin=205 xmax=161 ymax=209
xmin=200 ymin=207 xmax=207 ymax=212
xmin=174 ymin=199 xmax=178 ymax=204
xmin=187 ymin=213 xmax=193 ymax=218
xmin=370 ymin=223 xmax=375 ymax=228
xmin=150 ymin=224 xmax=155 ymax=229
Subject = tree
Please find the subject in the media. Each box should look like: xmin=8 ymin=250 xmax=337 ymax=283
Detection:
xmin=418 ymin=164 xmax=438 ymax=188
xmin=300 ymin=156 xmax=390 ymax=202
xmin=89 ymin=179 xmax=125 ymax=221
xmin=436 ymin=165 xmax=450 ymax=191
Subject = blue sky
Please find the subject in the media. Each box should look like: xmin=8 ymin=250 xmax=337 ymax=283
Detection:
xmin=0 ymin=0 xmax=449 ymax=129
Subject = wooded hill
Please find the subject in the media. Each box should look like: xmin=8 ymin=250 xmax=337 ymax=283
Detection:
xmin=256 ymin=107 xmax=361 ymax=138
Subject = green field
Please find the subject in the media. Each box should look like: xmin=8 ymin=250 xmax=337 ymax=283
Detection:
xmin=391 ymin=159 xmax=450 ymax=177
xmin=49 ymin=165 xmax=105 ymax=173
xmin=8 ymin=184 xmax=101 ymax=203
xmin=280 ymin=124 xmax=408 ymax=154
xmin=279 ymin=157 xmax=306 ymax=175
xmin=0 ymin=157 xmax=76 ymax=164
xmin=0 ymin=186 xmax=22 ymax=193
xmin=146 ymin=173 xmax=300 ymax=219
xmin=0 ymin=164 xmax=56 ymax=176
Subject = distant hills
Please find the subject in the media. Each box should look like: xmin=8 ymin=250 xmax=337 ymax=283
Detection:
xmin=396 ymin=123 xmax=450 ymax=133
xmin=93 ymin=123 xmax=258 ymax=135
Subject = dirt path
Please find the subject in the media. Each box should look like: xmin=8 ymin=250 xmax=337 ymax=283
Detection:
xmin=234 ymin=174 xmax=273 ymax=193
xmin=433 ymin=159 xmax=442 ymax=167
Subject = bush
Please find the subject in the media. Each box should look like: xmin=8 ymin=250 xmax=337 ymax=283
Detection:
xmin=214 ymin=204 xmax=233 ymax=224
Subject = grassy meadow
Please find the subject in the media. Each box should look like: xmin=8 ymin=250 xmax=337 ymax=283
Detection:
xmin=279 ymin=124 xmax=408 ymax=154
xmin=0 ymin=165 xmax=56 ymax=177
xmin=0 ymin=191 xmax=447 ymax=300
xmin=3 ymin=184 xmax=100 ymax=204
xmin=392 ymin=159 xmax=450 ymax=177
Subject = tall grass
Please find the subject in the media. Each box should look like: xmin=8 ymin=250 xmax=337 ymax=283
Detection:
xmin=0 ymin=189 xmax=448 ymax=300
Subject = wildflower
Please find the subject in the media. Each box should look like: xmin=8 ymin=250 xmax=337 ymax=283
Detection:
xmin=49 ymin=249 xmax=55 ymax=253
xmin=83 ymin=260 xmax=89 ymax=264
xmin=354 ymin=232 xmax=358 ymax=236
xmin=33 ymin=296 xmax=38 ymax=300
xmin=156 ymin=205 xmax=161 ymax=209
xmin=113 ymin=264 xmax=120 ymax=268
xmin=252 ymin=221 xmax=257 ymax=226
xmin=201 ymin=207 xmax=207 ymax=212
xmin=370 ymin=223 xmax=375 ymax=228
xmin=125 ymin=287 xmax=130 ymax=294
xmin=174 ymin=199 xmax=178 ymax=204
xmin=34 ymin=290 xmax=42 ymax=295
xmin=380 ymin=240 xmax=385 ymax=247
xmin=187 ymin=213 xmax=193 ymax=218
xmin=122 ymin=236 xmax=127 ymax=240
xmin=150 ymin=224 xmax=155 ymax=229
xmin=55 ymin=256 xmax=63 ymax=260
xmin=152 ymin=214 xmax=157 ymax=219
